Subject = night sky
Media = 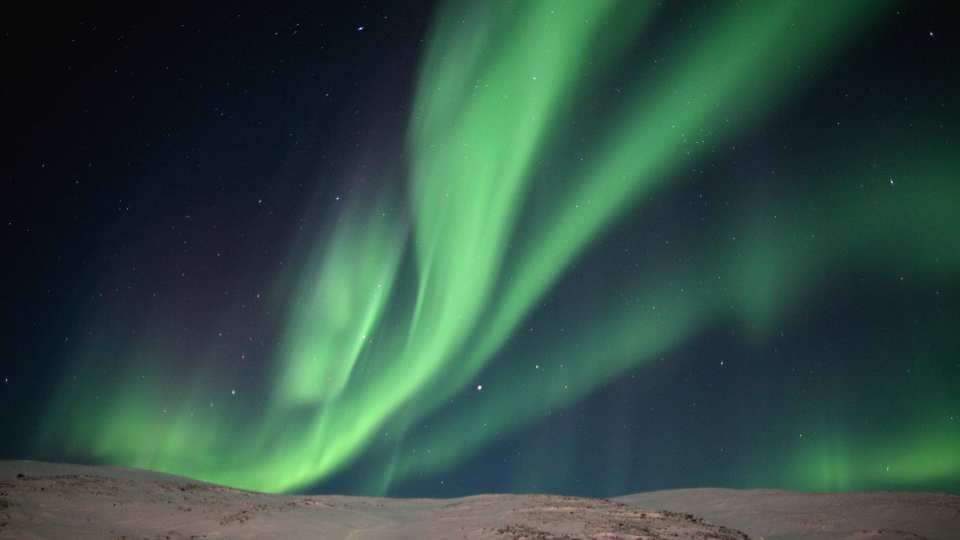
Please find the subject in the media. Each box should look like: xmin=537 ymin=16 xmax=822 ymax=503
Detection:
xmin=4 ymin=1 xmax=959 ymax=498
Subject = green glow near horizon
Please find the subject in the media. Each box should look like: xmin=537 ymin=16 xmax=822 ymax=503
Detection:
xmin=37 ymin=0 xmax=960 ymax=495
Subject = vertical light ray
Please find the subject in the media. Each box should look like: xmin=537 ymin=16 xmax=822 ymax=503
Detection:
xmin=36 ymin=1 xmax=960 ymax=496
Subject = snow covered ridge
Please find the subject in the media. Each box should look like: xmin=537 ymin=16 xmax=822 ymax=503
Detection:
xmin=1 ymin=461 xmax=958 ymax=539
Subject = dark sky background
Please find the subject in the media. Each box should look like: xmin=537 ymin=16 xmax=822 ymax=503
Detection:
xmin=3 ymin=1 xmax=958 ymax=498
xmin=5 ymin=0 xmax=432 ymax=451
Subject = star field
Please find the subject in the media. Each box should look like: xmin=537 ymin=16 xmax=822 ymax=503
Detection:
xmin=3 ymin=1 xmax=959 ymax=497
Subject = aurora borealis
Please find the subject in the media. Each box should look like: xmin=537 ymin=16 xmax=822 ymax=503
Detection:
xmin=5 ymin=1 xmax=959 ymax=497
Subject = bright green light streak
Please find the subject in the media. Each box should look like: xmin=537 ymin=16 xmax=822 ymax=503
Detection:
xmin=37 ymin=1 xmax=959 ymax=497
xmin=276 ymin=200 xmax=405 ymax=405
xmin=390 ymin=155 xmax=960 ymax=488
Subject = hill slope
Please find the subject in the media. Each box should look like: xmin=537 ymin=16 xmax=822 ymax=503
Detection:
xmin=618 ymin=488 xmax=960 ymax=540
xmin=2 ymin=461 xmax=957 ymax=539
